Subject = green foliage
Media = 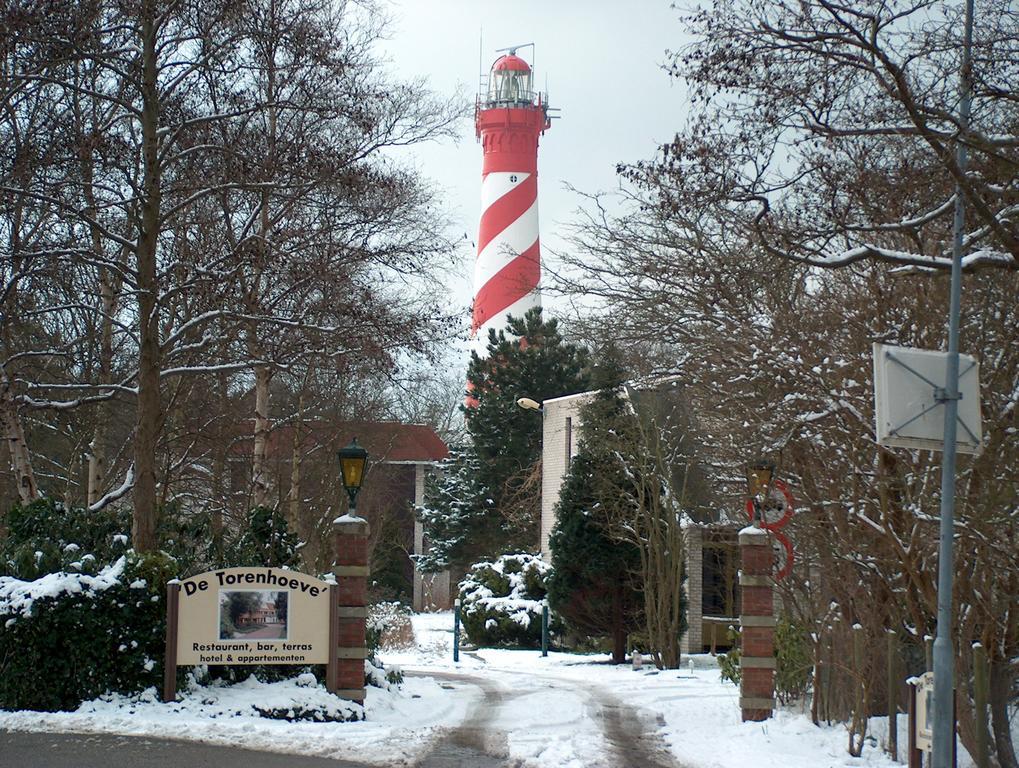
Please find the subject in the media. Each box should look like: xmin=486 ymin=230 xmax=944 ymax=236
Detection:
xmin=465 ymin=308 xmax=590 ymax=494
xmin=226 ymin=507 xmax=301 ymax=569
xmin=458 ymin=553 xmax=557 ymax=648
xmin=0 ymin=497 xmax=311 ymax=709
xmin=547 ymin=354 xmax=644 ymax=659
xmin=416 ymin=445 xmax=493 ymax=573
xmin=550 ymin=350 xmax=694 ymax=668
xmin=547 ymin=451 xmax=642 ymax=648
xmin=717 ymin=625 xmax=742 ymax=685
xmin=420 ymin=308 xmax=589 ymax=570
xmin=774 ymin=617 xmax=812 ymax=703
xmin=156 ymin=505 xmax=221 ymax=575
xmin=717 ymin=619 xmax=813 ymax=703
xmin=0 ymin=551 xmax=173 ymax=711
xmin=0 ymin=497 xmax=131 ymax=579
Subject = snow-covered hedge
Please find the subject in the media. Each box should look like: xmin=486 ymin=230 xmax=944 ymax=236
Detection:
xmin=0 ymin=551 xmax=175 ymax=711
xmin=458 ymin=553 xmax=557 ymax=648
xmin=0 ymin=497 xmax=131 ymax=580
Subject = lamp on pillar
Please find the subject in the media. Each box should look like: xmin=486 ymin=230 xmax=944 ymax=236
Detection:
xmin=338 ymin=438 xmax=368 ymax=517
xmin=747 ymin=460 xmax=776 ymax=526
xmin=333 ymin=437 xmax=370 ymax=704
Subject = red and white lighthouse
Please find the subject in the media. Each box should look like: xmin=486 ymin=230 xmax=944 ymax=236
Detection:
xmin=471 ymin=49 xmax=551 ymax=355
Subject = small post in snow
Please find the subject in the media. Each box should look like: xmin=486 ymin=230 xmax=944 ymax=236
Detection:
xmin=162 ymin=581 xmax=181 ymax=703
xmin=453 ymin=598 xmax=461 ymax=663
xmin=541 ymin=599 xmax=549 ymax=657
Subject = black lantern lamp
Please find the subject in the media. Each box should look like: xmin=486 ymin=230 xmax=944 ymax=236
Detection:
xmin=338 ymin=438 xmax=369 ymax=515
xmin=747 ymin=460 xmax=776 ymax=524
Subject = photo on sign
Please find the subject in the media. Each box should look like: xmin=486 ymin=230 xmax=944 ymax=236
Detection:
xmin=218 ymin=589 xmax=289 ymax=641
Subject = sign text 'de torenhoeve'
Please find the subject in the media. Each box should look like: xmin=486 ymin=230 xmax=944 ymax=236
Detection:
xmin=175 ymin=567 xmax=331 ymax=665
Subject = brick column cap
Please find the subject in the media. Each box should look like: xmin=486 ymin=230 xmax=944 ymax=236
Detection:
xmin=739 ymin=526 xmax=770 ymax=546
xmin=335 ymin=515 xmax=370 ymax=536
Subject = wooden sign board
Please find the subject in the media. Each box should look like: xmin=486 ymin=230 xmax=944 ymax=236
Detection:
xmin=164 ymin=567 xmax=337 ymax=702
xmin=176 ymin=567 xmax=331 ymax=665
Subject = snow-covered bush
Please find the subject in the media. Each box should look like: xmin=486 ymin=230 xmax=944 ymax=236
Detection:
xmin=458 ymin=553 xmax=556 ymax=648
xmin=0 ymin=497 xmax=131 ymax=580
xmin=0 ymin=550 xmax=176 ymax=711
xmin=367 ymin=601 xmax=415 ymax=653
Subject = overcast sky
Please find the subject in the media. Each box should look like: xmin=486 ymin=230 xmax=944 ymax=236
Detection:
xmin=379 ymin=0 xmax=693 ymax=353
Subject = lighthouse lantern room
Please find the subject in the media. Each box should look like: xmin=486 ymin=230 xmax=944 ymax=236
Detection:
xmin=471 ymin=47 xmax=552 ymax=356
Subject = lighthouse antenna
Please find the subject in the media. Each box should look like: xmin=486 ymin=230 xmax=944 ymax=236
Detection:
xmin=494 ymin=42 xmax=535 ymax=63
xmin=478 ymin=26 xmax=484 ymax=97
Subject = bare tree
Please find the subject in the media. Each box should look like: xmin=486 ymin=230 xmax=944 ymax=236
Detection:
xmin=632 ymin=0 xmax=1019 ymax=273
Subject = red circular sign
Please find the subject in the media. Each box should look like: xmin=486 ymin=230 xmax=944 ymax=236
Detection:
xmin=771 ymin=530 xmax=794 ymax=581
xmin=744 ymin=479 xmax=795 ymax=531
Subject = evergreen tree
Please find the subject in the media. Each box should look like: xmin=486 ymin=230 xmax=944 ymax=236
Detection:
xmin=419 ymin=308 xmax=590 ymax=572
xmin=548 ymin=351 xmax=692 ymax=668
xmin=415 ymin=444 xmax=493 ymax=573
xmin=548 ymin=354 xmax=642 ymax=662
xmin=547 ymin=450 xmax=642 ymax=663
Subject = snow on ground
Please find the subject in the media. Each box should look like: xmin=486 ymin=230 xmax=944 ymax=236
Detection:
xmin=0 ymin=609 xmax=976 ymax=767
xmin=0 ymin=661 xmax=467 ymax=765
xmin=388 ymin=612 xmax=928 ymax=768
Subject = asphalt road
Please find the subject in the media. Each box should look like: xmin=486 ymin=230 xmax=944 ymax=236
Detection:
xmin=0 ymin=731 xmax=372 ymax=768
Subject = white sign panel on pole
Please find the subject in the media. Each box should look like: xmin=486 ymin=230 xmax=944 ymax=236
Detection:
xmin=873 ymin=344 xmax=982 ymax=454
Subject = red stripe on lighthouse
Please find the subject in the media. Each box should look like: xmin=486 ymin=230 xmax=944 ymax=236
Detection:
xmin=476 ymin=175 xmax=538 ymax=257
xmin=471 ymin=240 xmax=541 ymax=333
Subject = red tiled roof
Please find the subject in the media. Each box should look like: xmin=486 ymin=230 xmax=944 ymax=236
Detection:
xmin=330 ymin=422 xmax=449 ymax=463
xmin=230 ymin=421 xmax=448 ymax=464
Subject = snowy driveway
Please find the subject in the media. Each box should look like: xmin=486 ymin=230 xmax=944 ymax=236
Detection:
xmin=408 ymin=667 xmax=680 ymax=768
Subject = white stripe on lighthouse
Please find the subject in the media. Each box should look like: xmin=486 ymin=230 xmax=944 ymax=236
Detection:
xmin=480 ymin=171 xmax=530 ymax=210
xmin=474 ymin=198 xmax=539 ymax=290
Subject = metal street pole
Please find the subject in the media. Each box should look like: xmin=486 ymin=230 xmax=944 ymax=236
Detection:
xmin=453 ymin=598 xmax=461 ymax=663
xmin=541 ymin=599 xmax=549 ymax=657
xmin=932 ymin=1 xmax=974 ymax=765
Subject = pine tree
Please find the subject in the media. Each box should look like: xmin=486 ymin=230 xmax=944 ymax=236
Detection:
xmin=466 ymin=307 xmax=590 ymax=494
xmin=549 ymin=351 xmax=692 ymax=668
xmin=547 ymin=450 xmax=642 ymax=663
xmin=415 ymin=444 xmax=493 ymax=573
xmin=419 ymin=308 xmax=590 ymax=572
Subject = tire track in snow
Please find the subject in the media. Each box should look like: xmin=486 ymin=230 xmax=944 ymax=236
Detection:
xmin=411 ymin=670 xmax=514 ymax=767
xmin=583 ymin=682 xmax=681 ymax=768
xmin=407 ymin=669 xmax=686 ymax=768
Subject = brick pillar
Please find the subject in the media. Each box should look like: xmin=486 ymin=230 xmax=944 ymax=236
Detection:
xmin=334 ymin=517 xmax=370 ymax=703
xmin=739 ymin=526 xmax=775 ymax=721
xmin=682 ymin=524 xmax=704 ymax=655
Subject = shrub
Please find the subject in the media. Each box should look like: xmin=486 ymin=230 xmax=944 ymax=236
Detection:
xmin=0 ymin=497 xmax=131 ymax=579
xmin=716 ymin=618 xmax=813 ymax=704
xmin=717 ymin=625 xmax=742 ymax=685
xmin=225 ymin=507 xmax=301 ymax=569
xmin=458 ymin=553 xmax=557 ymax=648
xmin=0 ymin=551 xmax=176 ymax=711
xmin=367 ymin=601 xmax=415 ymax=654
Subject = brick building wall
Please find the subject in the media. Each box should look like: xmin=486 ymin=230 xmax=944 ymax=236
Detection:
xmin=682 ymin=525 xmax=704 ymax=654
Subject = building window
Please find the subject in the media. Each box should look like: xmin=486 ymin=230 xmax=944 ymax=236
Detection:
xmin=565 ymin=417 xmax=573 ymax=464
